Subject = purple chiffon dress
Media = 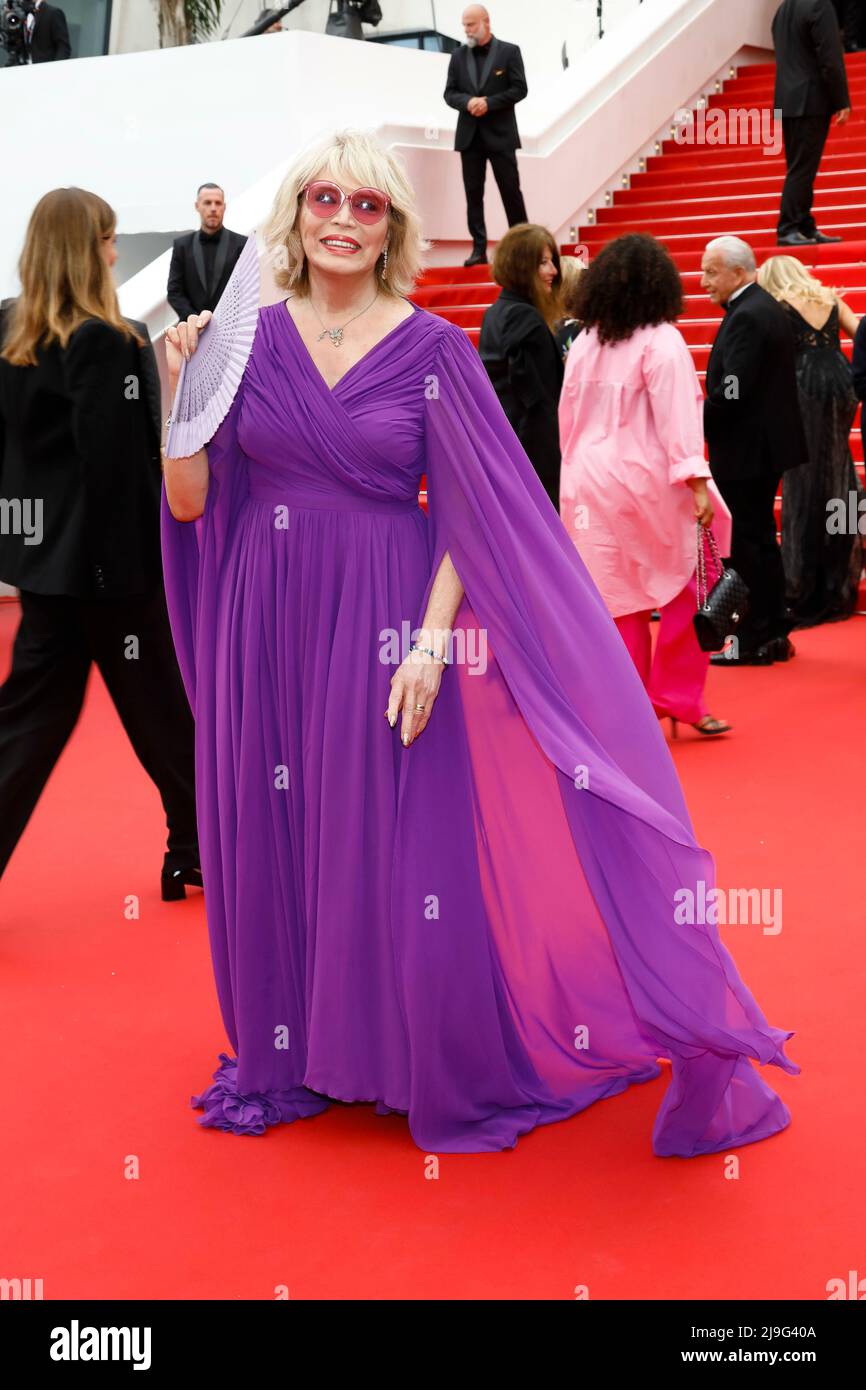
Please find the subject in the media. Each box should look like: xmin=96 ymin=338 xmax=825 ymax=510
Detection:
xmin=161 ymin=250 xmax=799 ymax=1156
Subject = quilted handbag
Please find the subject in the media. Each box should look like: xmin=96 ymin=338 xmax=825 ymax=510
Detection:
xmin=692 ymin=524 xmax=750 ymax=653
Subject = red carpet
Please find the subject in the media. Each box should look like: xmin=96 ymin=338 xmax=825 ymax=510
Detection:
xmin=1 ymin=588 xmax=863 ymax=1300
xmin=3 ymin=56 xmax=865 ymax=1303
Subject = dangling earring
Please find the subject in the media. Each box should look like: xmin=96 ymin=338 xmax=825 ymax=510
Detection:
xmin=381 ymin=242 xmax=389 ymax=279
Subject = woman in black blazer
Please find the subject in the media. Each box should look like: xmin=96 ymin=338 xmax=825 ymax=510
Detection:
xmin=478 ymin=223 xmax=565 ymax=507
xmin=0 ymin=187 xmax=199 ymax=899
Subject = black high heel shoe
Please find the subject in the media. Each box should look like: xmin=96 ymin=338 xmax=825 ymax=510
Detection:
xmin=161 ymin=861 xmax=203 ymax=901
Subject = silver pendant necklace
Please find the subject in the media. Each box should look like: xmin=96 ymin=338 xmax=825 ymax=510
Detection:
xmin=303 ymin=289 xmax=381 ymax=347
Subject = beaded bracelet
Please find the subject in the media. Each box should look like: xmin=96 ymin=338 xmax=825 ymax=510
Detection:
xmin=409 ymin=643 xmax=451 ymax=667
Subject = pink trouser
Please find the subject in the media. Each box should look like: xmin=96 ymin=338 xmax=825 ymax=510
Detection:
xmin=613 ymin=572 xmax=709 ymax=725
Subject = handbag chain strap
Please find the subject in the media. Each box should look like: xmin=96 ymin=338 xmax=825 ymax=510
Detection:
xmin=696 ymin=524 xmax=724 ymax=608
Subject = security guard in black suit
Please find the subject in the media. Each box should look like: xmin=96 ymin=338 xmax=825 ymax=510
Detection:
xmin=444 ymin=5 xmax=529 ymax=266
xmin=167 ymin=183 xmax=246 ymax=321
xmin=772 ymin=0 xmax=851 ymax=244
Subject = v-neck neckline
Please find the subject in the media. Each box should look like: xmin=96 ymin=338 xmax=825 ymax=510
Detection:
xmin=281 ymin=295 xmax=420 ymax=395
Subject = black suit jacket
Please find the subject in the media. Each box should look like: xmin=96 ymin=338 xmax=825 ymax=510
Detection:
xmin=28 ymin=2 xmax=71 ymax=62
xmin=444 ymin=36 xmax=528 ymax=153
xmin=772 ymin=0 xmax=849 ymax=116
xmin=479 ymin=290 xmax=563 ymax=481
xmin=166 ymin=227 xmax=247 ymax=321
xmin=850 ymin=314 xmax=866 ymax=456
xmin=851 ymin=313 xmax=866 ymax=399
xmin=704 ymin=282 xmax=808 ymax=483
xmin=0 ymin=309 xmax=164 ymax=598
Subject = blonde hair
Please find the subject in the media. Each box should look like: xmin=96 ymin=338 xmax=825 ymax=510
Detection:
xmin=260 ymin=128 xmax=430 ymax=300
xmin=758 ymin=255 xmax=837 ymax=308
xmin=2 ymin=187 xmax=142 ymax=367
xmin=559 ymin=255 xmax=585 ymax=318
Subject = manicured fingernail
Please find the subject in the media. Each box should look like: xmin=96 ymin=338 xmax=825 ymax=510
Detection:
xmin=402 ymin=734 xmax=409 ymax=745
xmin=389 ymin=716 xmax=396 ymax=727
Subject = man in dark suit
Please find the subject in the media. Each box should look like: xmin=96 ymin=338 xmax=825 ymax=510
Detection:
xmin=24 ymin=0 xmax=71 ymax=61
xmin=444 ymin=5 xmax=528 ymax=267
xmin=701 ymin=236 xmax=809 ymax=666
xmin=167 ymin=183 xmax=246 ymax=322
xmin=851 ymin=316 xmax=866 ymax=465
xmin=772 ymin=0 xmax=850 ymax=245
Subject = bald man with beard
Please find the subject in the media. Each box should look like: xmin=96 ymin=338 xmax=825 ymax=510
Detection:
xmin=444 ymin=5 xmax=529 ymax=266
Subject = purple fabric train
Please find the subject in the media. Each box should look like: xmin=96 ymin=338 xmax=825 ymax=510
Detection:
xmin=161 ymin=236 xmax=798 ymax=1156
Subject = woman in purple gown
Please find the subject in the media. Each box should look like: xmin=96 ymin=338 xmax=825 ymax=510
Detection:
xmin=161 ymin=130 xmax=798 ymax=1156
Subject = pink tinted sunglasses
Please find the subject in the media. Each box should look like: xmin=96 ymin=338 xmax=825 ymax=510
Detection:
xmin=302 ymin=180 xmax=391 ymax=226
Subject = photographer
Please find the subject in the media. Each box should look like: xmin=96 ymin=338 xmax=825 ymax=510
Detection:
xmin=7 ymin=0 xmax=72 ymax=62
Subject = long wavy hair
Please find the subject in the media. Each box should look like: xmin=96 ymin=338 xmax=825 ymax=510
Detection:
xmin=758 ymin=254 xmax=837 ymax=308
xmin=491 ymin=224 xmax=564 ymax=328
xmin=260 ymin=129 xmax=430 ymax=300
xmin=2 ymin=187 xmax=142 ymax=367
xmin=572 ymin=233 xmax=683 ymax=345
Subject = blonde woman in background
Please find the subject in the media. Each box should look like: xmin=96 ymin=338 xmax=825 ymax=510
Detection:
xmin=757 ymin=255 xmax=864 ymax=627
xmin=553 ymin=255 xmax=584 ymax=361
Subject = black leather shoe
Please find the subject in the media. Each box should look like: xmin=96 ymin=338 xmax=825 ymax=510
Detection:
xmin=810 ymin=230 xmax=843 ymax=244
xmin=710 ymin=643 xmax=775 ymax=666
xmin=777 ymin=232 xmax=816 ymax=246
xmin=463 ymin=249 xmax=488 ymax=267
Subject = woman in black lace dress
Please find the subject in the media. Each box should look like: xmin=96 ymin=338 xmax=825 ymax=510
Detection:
xmin=758 ymin=256 xmax=864 ymax=627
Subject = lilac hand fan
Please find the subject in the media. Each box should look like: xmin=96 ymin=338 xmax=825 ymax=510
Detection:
xmin=165 ymin=230 xmax=261 ymax=459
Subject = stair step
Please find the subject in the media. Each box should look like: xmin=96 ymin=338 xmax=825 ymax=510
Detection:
xmin=562 ymin=239 xmax=866 ymax=274
xmin=608 ymin=189 xmax=866 ymax=216
xmin=632 ymin=166 xmax=866 ymax=194
xmin=580 ymin=228 xmax=866 ymax=255
xmin=412 ymin=283 xmax=497 ymax=308
xmin=594 ymin=202 xmax=866 ymax=229
xmin=415 ymin=264 xmax=492 ymax=286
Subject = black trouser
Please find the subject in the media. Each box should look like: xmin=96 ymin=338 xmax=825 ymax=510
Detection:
xmin=0 ymin=587 xmax=197 ymax=878
xmin=842 ymin=0 xmax=866 ymax=46
xmin=778 ymin=114 xmax=832 ymax=238
xmin=460 ymin=142 xmax=528 ymax=250
xmin=713 ymin=472 xmax=787 ymax=651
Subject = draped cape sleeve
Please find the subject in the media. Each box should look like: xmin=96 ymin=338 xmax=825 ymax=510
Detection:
xmin=387 ymin=319 xmax=798 ymax=1156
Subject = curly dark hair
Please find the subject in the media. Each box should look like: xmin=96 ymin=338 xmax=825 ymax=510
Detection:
xmin=572 ymin=233 xmax=683 ymax=344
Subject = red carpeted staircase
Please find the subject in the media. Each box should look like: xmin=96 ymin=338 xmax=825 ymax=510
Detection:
xmin=412 ymin=51 xmax=866 ymax=605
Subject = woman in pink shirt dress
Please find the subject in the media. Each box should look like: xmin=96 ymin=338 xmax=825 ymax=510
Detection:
xmin=559 ymin=234 xmax=731 ymax=737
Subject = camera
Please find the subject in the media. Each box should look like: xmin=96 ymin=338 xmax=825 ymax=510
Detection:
xmin=1 ymin=1 xmax=37 ymax=67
